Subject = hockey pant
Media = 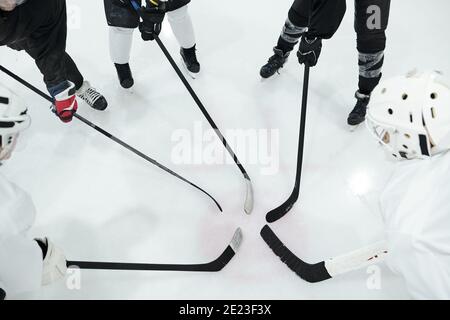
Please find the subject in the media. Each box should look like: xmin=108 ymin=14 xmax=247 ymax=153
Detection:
xmin=108 ymin=5 xmax=196 ymax=65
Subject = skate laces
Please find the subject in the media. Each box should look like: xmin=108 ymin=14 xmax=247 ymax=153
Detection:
xmin=78 ymin=87 xmax=102 ymax=105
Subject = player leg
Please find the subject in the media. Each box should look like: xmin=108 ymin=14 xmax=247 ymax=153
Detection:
xmin=348 ymin=0 xmax=391 ymax=126
xmin=14 ymin=0 xmax=108 ymax=113
xmin=166 ymin=2 xmax=200 ymax=75
xmin=260 ymin=0 xmax=309 ymax=78
xmin=104 ymin=0 xmax=140 ymax=89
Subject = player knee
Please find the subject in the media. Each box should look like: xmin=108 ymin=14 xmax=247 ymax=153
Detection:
xmin=357 ymin=31 xmax=386 ymax=53
xmin=287 ymin=6 xmax=309 ymax=28
xmin=109 ymin=26 xmax=135 ymax=36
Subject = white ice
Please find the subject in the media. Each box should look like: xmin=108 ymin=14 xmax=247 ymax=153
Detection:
xmin=1 ymin=0 xmax=449 ymax=299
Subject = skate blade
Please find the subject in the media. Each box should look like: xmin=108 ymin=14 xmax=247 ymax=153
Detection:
xmin=348 ymin=124 xmax=361 ymax=132
xmin=119 ymin=86 xmax=135 ymax=94
xmin=180 ymin=58 xmax=198 ymax=80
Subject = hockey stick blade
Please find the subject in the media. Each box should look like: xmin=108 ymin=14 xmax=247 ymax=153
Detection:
xmin=67 ymin=228 xmax=243 ymax=272
xmin=260 ymin=225 xmax=332 ymax=283
xmin=266 ymin=65 xmax=310 ymax=223
xmin=129 ymin=0 xmax=253 ymax=215
xmin=261 ymin=225 xmax=389 ymax=282
xmin=266 ymin=188 xmax=299 ymax=223
xmin=244 ymin=177 xmax=254 ymax=215
xmin=0 ymin=65 xmax=222 ymax=212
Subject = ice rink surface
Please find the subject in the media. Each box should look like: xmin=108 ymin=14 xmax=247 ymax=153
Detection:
xmin=1 ymin=0 xmax=450 ymax=299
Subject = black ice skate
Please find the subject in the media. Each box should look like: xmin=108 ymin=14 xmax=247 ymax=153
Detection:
xmin=76 ymin=81 xmax=108 ymax=111
xmin=260 ymin=47 xmax=290 ymax=79
xmin=114 ymin=63 xmax=134 ymax=89
xmin=181 ymin=45 xmax=200 ymax=79
xmin=347 ymin=90 xmax=371 ymax=126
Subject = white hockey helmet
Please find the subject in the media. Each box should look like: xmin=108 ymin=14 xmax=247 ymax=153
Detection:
xmin=0 ymin=85 xmax=31 ymax=160
xmin=366 ymin=70 xmax=450 ymax=160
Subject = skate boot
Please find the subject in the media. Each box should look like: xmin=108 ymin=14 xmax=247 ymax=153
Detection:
xmin=114 ymin=63 xmax=134 ymax=89
xmin=260 ymin=47 xmax=290 ymax=79
xmin=181 ymin=45 xmax=200 ymax=77
xmin=347 ymin=90 xmax=371 ymax=126
xmin=76 ymin=81 xmax=108 ymax=111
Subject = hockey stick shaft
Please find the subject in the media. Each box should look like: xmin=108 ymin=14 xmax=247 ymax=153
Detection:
xmin=323 ymin=241 xmax=388 ymax=277
xmin=0 ymin=64 xmax=222 ymax=212
xmin=266 ymin=65 xmax=310 ymax=223
xmin=130 ymin=0 xmax=253 ymax=214
xmin=295 ymin=64 xmax=310 ymax=191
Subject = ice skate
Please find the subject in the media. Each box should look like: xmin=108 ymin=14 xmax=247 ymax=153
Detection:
xmin=114 ymin=63 xmax=134 ymax=89
xmin=181 ymin=45 xmax=200 ymax=79
xmin=76 ymin=81 xmax=108 ymax=111
xmin=260 ymin=47 xmax=290 ymax=79
xmin=347 ymin=90 xmax=370 ymax=128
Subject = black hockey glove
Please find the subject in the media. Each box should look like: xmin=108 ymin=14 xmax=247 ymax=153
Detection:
xmin=138 ymin=0 xmax=165 ymax=41
xmin=297 ymin=36 xmax=322 ymax=67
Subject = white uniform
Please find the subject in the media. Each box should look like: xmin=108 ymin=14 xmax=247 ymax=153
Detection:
xmin=0 ymin=173 xmax=42 ymax=297
xmin=380 ymin=151 xmax=450 ymax=299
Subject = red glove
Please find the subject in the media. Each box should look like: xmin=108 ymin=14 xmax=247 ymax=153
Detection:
xmin=52 ymin=81 xmax=78 ymax=123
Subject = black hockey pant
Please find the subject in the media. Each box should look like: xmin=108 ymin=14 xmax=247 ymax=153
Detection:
xmin=0 ymin=0 xmax=83 ymax=93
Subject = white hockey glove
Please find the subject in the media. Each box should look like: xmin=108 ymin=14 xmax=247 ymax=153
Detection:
xmin=36 ymin=238 xmax=67 ymax=286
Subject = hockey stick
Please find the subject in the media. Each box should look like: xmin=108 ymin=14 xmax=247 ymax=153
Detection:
xmin=129 ymin=0 xmax=254 ymax=215
xmin=261 ymin=225 xmax=388 ymax=283
xmin=67 ymin=228 xmax=242 ymax=272
xmin=266 ymin=65 xmax=310 ymax=223
xmin=0 ymin=64 xmax=222 ymax=212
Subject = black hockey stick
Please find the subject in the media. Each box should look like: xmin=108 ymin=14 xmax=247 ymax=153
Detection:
xmin=266 ymin=65 xmax=310 ymax=223
xmin=129 ymin=0 xmax=253 ymax=215
xmin=0 ymin=64 xmax=222 ymax=212
xmin=67 ymin=228 xmax=242 ymax=272
xmin=261 ymin=225 xmax=388 ymax=283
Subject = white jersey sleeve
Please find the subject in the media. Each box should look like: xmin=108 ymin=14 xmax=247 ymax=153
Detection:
xmin=380 ymin=152 xmax=450 ymax=299
xmin=0 ymin=174 xmax=43 ymax=297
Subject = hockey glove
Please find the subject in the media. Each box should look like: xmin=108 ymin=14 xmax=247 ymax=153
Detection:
xmin=35 ymin=238 xmax=67 ymax=286
xmin=297 ymin=36 xmax=322 ymax=67
xmin=50 ymin=81 xmax=78 ymax=123
xmin=139 ymin=0 xmax=165 ymax=41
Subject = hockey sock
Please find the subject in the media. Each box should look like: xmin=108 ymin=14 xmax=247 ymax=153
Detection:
xmin=276 ymin=17 xmax=308 ymax=54
xmin=167 ymin=5 xmax=196 ymax=50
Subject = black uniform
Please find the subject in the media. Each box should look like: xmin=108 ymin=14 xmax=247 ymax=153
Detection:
xmin=278 ymin=0 xmax=390 ymax=95
xmin=287 ymin=0 xmax=347 ymax=40
xmin=104 ymin=0 xmax=191 ymax=29
xmin=354 ymin=0 xmax=391 ymax=94
xmin=0 ymin=0 xmax=84 ymax=93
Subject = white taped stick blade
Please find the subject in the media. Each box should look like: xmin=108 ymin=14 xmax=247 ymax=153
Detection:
xmin=244 ymin=178 xmax=254 ymax=215
xmin=229 ymin=228 xmax=243 ymax=253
